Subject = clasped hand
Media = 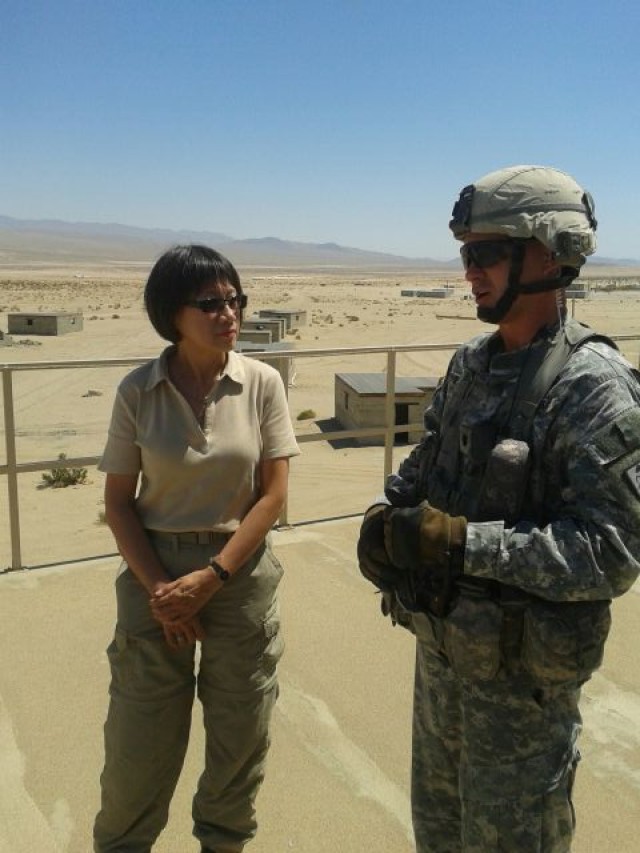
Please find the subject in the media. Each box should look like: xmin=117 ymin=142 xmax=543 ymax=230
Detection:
xmin=150 ymin=567 xmax=219 ymax=625
xmin=162 ymin=616 xmax=205 ymax=650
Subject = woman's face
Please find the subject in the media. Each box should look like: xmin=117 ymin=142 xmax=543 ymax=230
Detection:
xmin=174 ymin=279 xmax=242 ymax=354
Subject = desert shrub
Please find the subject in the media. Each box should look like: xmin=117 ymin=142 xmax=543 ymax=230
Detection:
xmin=41 ymin=453 xmax=88 ymax=488
xmin=297 ymin=409 xmax=316 ymax=420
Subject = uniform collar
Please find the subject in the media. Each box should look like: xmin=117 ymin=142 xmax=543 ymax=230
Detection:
xmin=488 ymin=321 xmax=563 ymax=375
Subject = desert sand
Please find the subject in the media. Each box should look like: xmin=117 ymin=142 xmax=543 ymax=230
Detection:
xmin=1 ymin=262 xmax=639 ymax=852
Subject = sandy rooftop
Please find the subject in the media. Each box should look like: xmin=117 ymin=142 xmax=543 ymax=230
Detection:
xmin=1 ymin=261 xmax=640 ymax=851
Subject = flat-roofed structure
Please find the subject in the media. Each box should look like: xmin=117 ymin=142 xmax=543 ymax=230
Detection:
xmin=401 ymin=286 xmax=455 ymax=299
xmin=258 ymin=308 xmax=307 ymax=330
xmin=566 ymin=281 xmax=589 ymax=299
xmin=235 ymin=341 xmax=295 ymax=387
xmin=335 ymin=373 xmax=439 ymax=445
xmin=238 ymin=328 xmax=273 ymax=345
xmin=8 ymin=311 xmax=84 ymax=335
xmin=241 ymin=315 xmax=286 ymax=342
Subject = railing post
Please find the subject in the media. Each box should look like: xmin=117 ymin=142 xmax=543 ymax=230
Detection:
xmin=384 ymin=350 xmax=397 ymax=484
xmin=278 ymin=354 xmax=291 ymax=527
xmin=2 ymin=368 xmax=22 ymax=570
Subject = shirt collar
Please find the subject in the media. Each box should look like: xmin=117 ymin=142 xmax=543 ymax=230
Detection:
xmin=221 ymin=349 xmax=245 ymax=385
xmin=145 ymin=346 xmax=245 ymax=391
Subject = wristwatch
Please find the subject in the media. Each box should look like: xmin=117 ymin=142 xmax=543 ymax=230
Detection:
xmin=208 ymin=558 xmax=230 ymax=582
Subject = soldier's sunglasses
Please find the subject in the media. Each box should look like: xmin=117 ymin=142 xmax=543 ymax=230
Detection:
xmin=460 ymin=240 xmax=516 ymax=271
xmin=186 ymin=293 xmax=248 ymax=313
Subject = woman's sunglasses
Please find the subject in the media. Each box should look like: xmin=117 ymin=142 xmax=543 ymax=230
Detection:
xmin=460 ymin=240 xmax=517 ymax=271
xmin=186 ymin=293 xmax=248 ymax=314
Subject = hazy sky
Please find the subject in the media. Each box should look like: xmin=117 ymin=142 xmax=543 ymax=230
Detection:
xmin=2 ymin=1 xmax=639 ymax=260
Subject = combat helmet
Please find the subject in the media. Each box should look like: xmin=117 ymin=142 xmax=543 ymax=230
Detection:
xmin=450 ymin=165 xmax=597 ymax=269
xmin=449 ymin=165 xmax=597 ymax=322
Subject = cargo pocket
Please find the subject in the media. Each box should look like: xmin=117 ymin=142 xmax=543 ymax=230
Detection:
xmin=443 ymin=596 xmax=502 ymax=680
xmin=522 ymin=599 xmax=611 ymax=685
xmin=261 ymin=602 xmax=285 ymax=673
xmin=462 ymin=749 xmax=578 ymax=850
xmin=266 ymin=544 xmax=285 ymax=582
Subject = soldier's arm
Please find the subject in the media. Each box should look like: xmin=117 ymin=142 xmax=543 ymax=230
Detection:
xmin=464 ymin=352 xmax=640 ymax=602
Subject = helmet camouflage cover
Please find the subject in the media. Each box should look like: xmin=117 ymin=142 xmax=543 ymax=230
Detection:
xmin=449 ymin=165 xmax=597 ymax=269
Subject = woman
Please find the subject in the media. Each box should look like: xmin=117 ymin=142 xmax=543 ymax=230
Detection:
xmin=93 ymin=245 xmax=300 ymax=853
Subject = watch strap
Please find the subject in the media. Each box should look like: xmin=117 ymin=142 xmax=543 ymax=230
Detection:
xmin=208 ymin=558 xmax=230 ymax=582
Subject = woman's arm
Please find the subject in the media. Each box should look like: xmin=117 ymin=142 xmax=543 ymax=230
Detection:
xmin=150 ymin=457 xmax=290 ymax=622
xmin=104 ymin=472 xmax=171 ymax=595
xmin=216 ymin=456 xmax=289 ymax=572
xmin=104 ymin=472 xmax=204 ymax=644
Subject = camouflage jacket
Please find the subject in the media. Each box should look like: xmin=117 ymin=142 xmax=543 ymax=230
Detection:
xmin=386 ymin=321 xmax=640 ymax=603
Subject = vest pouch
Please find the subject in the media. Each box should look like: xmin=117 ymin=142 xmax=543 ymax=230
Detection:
xmin=522 ymin=599 xmax=611 ymax=685
xmin=443 ymin=594 xmax=502 ymax=680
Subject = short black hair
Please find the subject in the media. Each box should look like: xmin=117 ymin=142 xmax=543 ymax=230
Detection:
xmin=144 ymin=244 xmax=244 ymax=343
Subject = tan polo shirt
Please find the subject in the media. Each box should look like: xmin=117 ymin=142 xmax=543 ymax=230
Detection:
xmin=99 ymin=348 xmax=300 ymax=532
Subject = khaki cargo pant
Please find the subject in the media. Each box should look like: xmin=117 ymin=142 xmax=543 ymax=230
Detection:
xmin=411 ymin=611 xmax=581 ymax=853
xmin=93 ymin=534 xmax=284 ymax=853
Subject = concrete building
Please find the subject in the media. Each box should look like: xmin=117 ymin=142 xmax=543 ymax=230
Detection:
xmin=258 ymin=308 xmax=308 ymax=330
xmin=566 ymin=281 xmax=589 ymax=299
xmin=401 ymin=286 xmax=455 ymax=299
xmin=238 ymin=328 xmax=273 ymax=345
xmin=236 ymin=341 xmax=295 ymax=388
xmin=241 ymin=315 xmax=286 ymax=342
xmin=0 ymin=330 xmax=14 ymax=346
xmin=8 ymin=312 xmax=83 ymax=336
xmin=335 ymin=373 xmax=440 ymax=445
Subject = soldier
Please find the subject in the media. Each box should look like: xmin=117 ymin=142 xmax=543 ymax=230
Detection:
xmin=357 ymin=165 xmax=640 ymax=852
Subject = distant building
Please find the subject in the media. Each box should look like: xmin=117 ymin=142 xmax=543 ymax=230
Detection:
xmin=241 ymin=315 xmax=286 ymax=342
xmin=0 ymin=330 xmax=14 ymax=346
xmin=236 ymin=341 xmax=295 ymax=388
xmin=8 ymin=312 xmax=83 ymax=336
xmin=566 ymin=281 xmax=589 ymax=299
xmin=237 ymin=328 xmax=273 ymax=345
xmin=401 ymin=286 xmax=455 ymax=299
xmin=258 ymin=308 xmax=307 ymax=330
xmin=335 ymin=373 xmax=440 ymax=445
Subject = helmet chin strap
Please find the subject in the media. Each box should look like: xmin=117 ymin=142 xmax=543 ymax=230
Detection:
xmin=476 ymin=241 xmax=525 ymax=324
xmin=476 ymin=245 xmax=577 ymax=324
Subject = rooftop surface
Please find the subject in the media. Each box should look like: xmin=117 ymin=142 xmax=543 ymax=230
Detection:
xmin=1 ymin=517 xmax=639 ymax=852
xmin=337 ymin=373 xmax=439 ymax=395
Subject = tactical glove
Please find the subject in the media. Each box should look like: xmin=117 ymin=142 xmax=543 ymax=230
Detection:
xmin=357 ymin=504 xmax=398 ymax=593
xmin=357 ymin=504 xmax=419 ymax=620
xmin=383 ymin=501 xmax=467 ymax=616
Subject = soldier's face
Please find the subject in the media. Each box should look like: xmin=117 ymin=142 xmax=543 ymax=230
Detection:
xmin=462 ymin=234 xmax=555 ymax=315
xmin=462 ymin=233 xmax=513 ymax=311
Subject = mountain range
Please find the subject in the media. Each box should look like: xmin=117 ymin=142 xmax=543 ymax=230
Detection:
xmin=0 ymin=215 xmax=448 ymax=268
xmin=0 ymin=215 xmax=637 ymax=268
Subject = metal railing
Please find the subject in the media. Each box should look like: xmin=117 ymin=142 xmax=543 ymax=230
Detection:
xmin=3 ymin=334 xmax=640 ymax=571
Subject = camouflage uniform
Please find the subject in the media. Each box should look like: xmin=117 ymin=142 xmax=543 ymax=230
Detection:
xmin=386 ymin=322 xmax=640 ymax=852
